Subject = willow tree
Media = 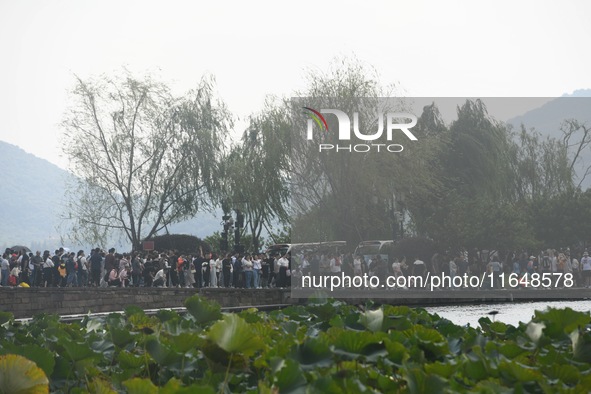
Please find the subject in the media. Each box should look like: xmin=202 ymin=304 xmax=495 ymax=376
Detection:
xmin=221 ymin=97 xmax=291 ymax=252
xmin=62 ymin=72 xmax=232 ymax=249
xmin=290 ymin=58 xmax=441 ymax=245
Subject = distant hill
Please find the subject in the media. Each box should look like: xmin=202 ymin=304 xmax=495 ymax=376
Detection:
xmin=0 ymin=141 xmax=73 ymax=250
xmin=507 ymin=91 xmax=591 ymax=189
xmin=0 ymin=141 xmax=222 ymax=251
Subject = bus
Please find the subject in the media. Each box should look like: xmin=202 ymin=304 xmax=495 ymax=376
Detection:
xmin=265 ymin=241 xmax=347 ymax=258
xmin=354 ymin=240 xmax=394 ymax=264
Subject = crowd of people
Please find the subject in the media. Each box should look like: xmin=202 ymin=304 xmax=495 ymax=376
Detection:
xmin=0 ymin=247 xmax=292 ymax=289
xmin=2 ymin=245 xmax=591 ymax=290
xmin=292 ymin=248 xmax=591 ymax=289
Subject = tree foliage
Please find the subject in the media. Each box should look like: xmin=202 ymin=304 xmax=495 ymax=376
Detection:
xmin=221 ymin=97 xmax=291 ymax=252
xmin=291 ymin=58 xmax=440 ymax=246
xmin=62 ymin=71 xmax=232 ymax=249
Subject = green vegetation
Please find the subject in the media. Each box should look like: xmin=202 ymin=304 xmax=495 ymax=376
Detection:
xmin=0 ymin=297 xmax=590 ymax=393
xmin=56 ymin=60 xmax=591 ymax=252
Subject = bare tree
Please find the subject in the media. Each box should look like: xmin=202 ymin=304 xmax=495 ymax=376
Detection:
xmin=561 ymin=119 xmax=591 ymax=189
xmin=61 ymin=72 xmax=232 ymax=249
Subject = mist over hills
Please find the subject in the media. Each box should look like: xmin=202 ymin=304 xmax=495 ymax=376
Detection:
xmin=507 ymin=90 xmax=591 ymax=138
xmin=0 ymin=141 xmax=221 ymax=250
xmin=507 ymin=91 xmax=591 ymax=189
xmin=0 ymin=142 xmax=71 ymax=250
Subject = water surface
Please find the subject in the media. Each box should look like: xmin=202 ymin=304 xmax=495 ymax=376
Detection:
xmin=425 ymin=300 xmax=591 ymax=327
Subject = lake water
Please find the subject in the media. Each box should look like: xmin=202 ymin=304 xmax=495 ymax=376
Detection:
xmin=425 ymin=300 xmax=591 ymax=327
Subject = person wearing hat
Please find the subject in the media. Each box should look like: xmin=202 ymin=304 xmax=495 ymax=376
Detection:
xmin=581 ymin=251 xmax=591 ymax=288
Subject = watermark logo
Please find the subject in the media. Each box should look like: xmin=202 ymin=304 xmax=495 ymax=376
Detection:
xmin=303 ymin=107 xmax=329 ymax=133
xmin=303 ymin=107 xmax=418 ymax=152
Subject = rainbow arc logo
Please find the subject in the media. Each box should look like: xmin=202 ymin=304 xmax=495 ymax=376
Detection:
xmin=302 ymin=107 xmax=329 ymax=133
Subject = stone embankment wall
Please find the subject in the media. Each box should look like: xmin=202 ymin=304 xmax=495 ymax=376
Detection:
xmin=0 ymin=288 xmax=293 ymax=319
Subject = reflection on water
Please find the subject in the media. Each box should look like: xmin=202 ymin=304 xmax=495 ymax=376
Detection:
xmin=425 ymin=300 xmax=591 ymax=328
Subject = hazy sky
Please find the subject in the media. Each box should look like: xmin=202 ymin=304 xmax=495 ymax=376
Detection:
xmin=1 ymin=0 xmax=590 ymax=169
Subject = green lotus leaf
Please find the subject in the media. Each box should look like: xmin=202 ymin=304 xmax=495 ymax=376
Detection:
xmin=238 ymin=308 xmax=264 ymax=324
xmin=282 ymin=320 xmax=299 ymax=336
xmin=60 ymin=337 xmax=99 ymax=362
xmin=403 ymin=365 xmax=447 ymax=394
xmin=307 ymin=302 xmax=337 ymax=321
xmin=273 ymin=358 xmax=307 ymax=394
xmin=570 ymin=328 xmax=591 ymax=363
xmin=412 ymin=325 xmax=449 ymax=359
xmin=184 ymin=296 xmax=222 ymax=324
xmin=201 ymin=341 xmax=249 ymax=371
xmin=329 ymin=328 xmax=385 ymax=360
xmin=468 ymin=380 xmax=514 ymax=394
xmin=122 ymin=378 xmax=158 ymax=394
xmin=0 ymin=354 xmax=49 ymax=394
xmin=425 ymin=361 xmax=457 ymax=378
xmin=328 ymin=314 xmax=344 ymax=328
xmin=88 ymin=378 xmax=117 ymax=394
xmin=498 ymin=360 xmax=542 ymax=383
xmin=462 ymin=357 xmax=488 ymax=382
xmin=251 ymin=321 xmax=274 ymax=341
xmin=292 ymin=337 xmax=332 ymax=369
xmin=433 ymin=318 xmax=465 ymax=338
xmin=128 ymin=314 xmax=158 ymax=332
xmin=498 ymin=342 xmax=526 ymax=359
xmin=0 ymin=311 xmax=14 ymax=326
xmin=207 ymin=314 xmax=263 ymax=356
xmin=109 ymin=327 xmax=136 ymax=348
xmin=488 ymin=321 xmax=509 ymax=336
xmin=124 ymin=306 xmax=146 ymax=317
xmin=384 ymin=340 xmax=409 ymax=365
xmin=542 ymin=364 xmax=580 ymax=386
xmin=170 ymin=332 xmax=202 ymax=353
xmin=309 ymin=376 xmax=343 ymax=394
xmin=159 ymin=378 xmax=215 ymax=394
xmin=145 ymin=337 xmax=182 ymax=366
xmin=155 ymin=309 xmax=179 ymax=323
xmin=533 ymin=308 xmax=590 ymax=339
xmin=116 ymin=350 xmax=145 ymax=369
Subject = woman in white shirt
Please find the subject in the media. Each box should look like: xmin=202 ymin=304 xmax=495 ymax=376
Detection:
xmin=209 ymin=254 xmax=218 ymax=288
xmin=253 ymin=256 xmax=262 ymax=288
